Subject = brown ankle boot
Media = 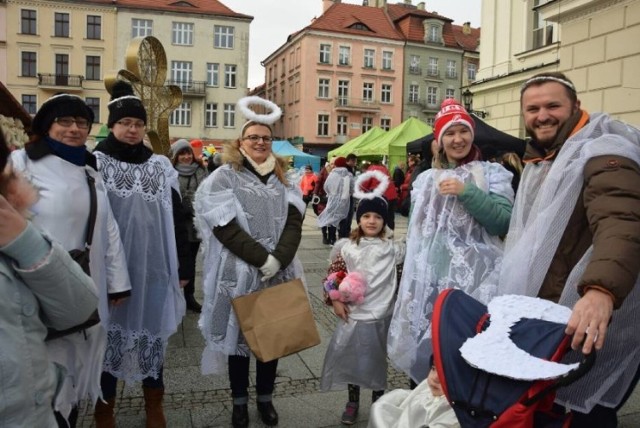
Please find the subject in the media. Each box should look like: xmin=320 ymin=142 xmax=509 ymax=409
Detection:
xmin=94 ymin=397 xmax=116 ymax=428
xmin=143 ymin=386 xmax=166 ymax=428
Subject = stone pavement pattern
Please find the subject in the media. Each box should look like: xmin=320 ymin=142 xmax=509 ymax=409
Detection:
xmin=77 ymin=208 xmax=640 ymax=427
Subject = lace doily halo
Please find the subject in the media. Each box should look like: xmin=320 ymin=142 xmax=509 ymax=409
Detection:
xmin=237 ymin=96 xmax=282 ymax=130
xmin=353 ymin=170 xmax=389 ymax=200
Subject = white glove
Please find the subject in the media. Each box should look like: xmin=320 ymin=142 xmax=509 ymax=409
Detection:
xmin=260 ymin=254 xmax=281 ymax=281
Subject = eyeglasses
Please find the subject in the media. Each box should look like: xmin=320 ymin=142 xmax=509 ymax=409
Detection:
xmin=242 ymin=135 xmax=273 ymax=144
xmin=116 ymin=120 xmax=146 ymax=129
xmin=54 ymin=117 xmax=91 ymax=129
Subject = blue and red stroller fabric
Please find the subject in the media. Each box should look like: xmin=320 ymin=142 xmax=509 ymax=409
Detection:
xmin=432 ymin=289 xmax=595 ymax=428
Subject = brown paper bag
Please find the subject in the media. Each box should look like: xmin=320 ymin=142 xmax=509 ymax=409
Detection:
xmin=232 ymin=278 xmax=321 ymax=362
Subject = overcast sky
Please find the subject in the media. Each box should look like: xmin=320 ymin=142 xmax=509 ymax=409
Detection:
xmin=221 ymin=0 xmax=482 ymax=88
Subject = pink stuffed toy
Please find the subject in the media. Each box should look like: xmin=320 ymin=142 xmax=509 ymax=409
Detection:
xmin=333 ymin=272 xmax=367 ymax=305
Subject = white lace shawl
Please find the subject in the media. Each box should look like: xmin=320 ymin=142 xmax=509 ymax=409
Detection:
xmin=95 ymin=152 xmax=185 ymax=383
xmin=497 ymin=113 xmax=640 ymax=412
xmin=317 ymin=167 xmax=353 ymax=228
xmin=194 ymin=164 xmax=305 ymax=375
xmin=387 ymin=161 xmax=513 ymax=383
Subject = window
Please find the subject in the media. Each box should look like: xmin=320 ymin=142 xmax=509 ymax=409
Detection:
xmin=223 ymin=103 xmax=235 ymax=127
xmin=382 ymin=51 xmax=393 ymax=70
xmin=428 ymin=25 xmax=439 ymax=43
xmin=380 ymin=118 xmax=391 ymax=131
xmin=205 ymin=103 xmax=218 ymax=127
xmin=21 ymin=10 xmax=36 ymax=35
xmin=85 ymin=56 xmax=101 ymax=80
xmin=317 ymin=114 xmax=329 ymax=136
xmin=214 ymin=25 xmax=234 ymax=49
xmin=85 ymin=97 xmax=100 ymax=123
xmin=408 ymin=84 xmax=419 ymax=103
xmin=319 ymin=44 xmax=331 ymax=64
xmin=409 ymin=55 xmax=420 ymax=74
xmin=87 ymin=15 xmax=101 ymax=39
xmin=362 ymin=116 xmax=373 ymax=133
xmin=170 ymin=102 xmax=191 ymax=126
xmin=338 ymin=46 xmax=350 ymax=66
xmin=54 ymin=13 xmax=69 ymax=37
xmin=318 ymin=78 xmax=330 ymax=98
xmin=206 ymin=63 xmax=219 ymax=86
xmin=427 ymin=86 xmax=438 ymax=106
xmin=22 ymin=94 xmax=37 ymax=114
xmin=445 ymin=88 xmax=455 ymax=99
xmin=467 ymin=63 xmax=477 ymax=81
xmin=21 ymin=52 xmax=36 ymax=77
xmin=428 ymin=57 xmax=438 ymax=76
xmin=337 ymin=115 xmax=347 ymax=136
xmin=172 ymin=22 xmax=194 ymax=46
xmin=337 ymin=80 xmax=349 ymax=106
xmin=224 ymin=64 xmax=237 ymax=88
xmin=533 ymin=0 xmax=555 ymax=49
xmin=446 ymin=59 xmax=457 ymax=79
xmin=381 ymin=84 xmax=392 ymax=103
xmin=55 ymin=54 xmax=69 ymax=77
xmin=364 ymin=49 xmax=375 ymax=68
xmin=426 ymin=117 xmax=435 ymax=127
xmin=132 ymin=19 xmax=153 ymax=37
xmin=362 ymin=82 xmax=374 ymax=102
xmin=171 ymin=61 xmax=193 ymax=86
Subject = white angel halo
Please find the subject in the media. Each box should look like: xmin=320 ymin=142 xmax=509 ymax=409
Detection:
xmin=236 ymin=96 xmax=282 ymax=126
xmin=353 ymin=169 xmax=389 ymax=200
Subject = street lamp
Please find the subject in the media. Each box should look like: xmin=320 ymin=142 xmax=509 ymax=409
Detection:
xmin=462 ymin=88 xmax=488 ymax=118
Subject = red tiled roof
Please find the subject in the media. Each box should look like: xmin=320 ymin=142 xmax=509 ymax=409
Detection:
xmin=103 ymin=0 xmax=252 ymax=19
xmin=307 ymin=3 xmax=404 ymax=41
xmin=452 ymin=24 xmax=481 ymax=51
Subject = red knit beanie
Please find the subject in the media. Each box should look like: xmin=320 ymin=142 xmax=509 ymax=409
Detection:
xmin=433 ymin=99 xmax=475 ymax=146
xmin=334 ymin=157 xmax=348 ymax=168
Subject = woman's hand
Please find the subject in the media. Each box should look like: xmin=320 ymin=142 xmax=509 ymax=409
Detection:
xmin=427 ymin=366 xmax=444 ymax=397
xmin=332 ymin=300 xmax=349 ymax=322
xmin=438 ymin=178 xmax=464 ymax=196
xmin=0 ymin=194 xmax=27 ymax=247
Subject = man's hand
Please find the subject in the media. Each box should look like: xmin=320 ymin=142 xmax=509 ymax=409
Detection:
xmin=565 ymin=288 xmax=614 ymax=354
xmin=331 ymin=300 xmax=349 ymax=322
xmin=0 ymin=194 xmax=27 ymax=247
xmin=438 ymin=178 xmax=464 ymax=196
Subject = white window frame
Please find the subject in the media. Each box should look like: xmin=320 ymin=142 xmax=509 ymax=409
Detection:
xmin=132 ymin=19 xmax=153 ymax=38
xmin=318 ymin=78 xmax=330 ymax=98
xmin=428 ymin=57 xmax=438 ymax=76
xmin=409 ymin=55 xmax=420 ymax=74
xmin=380 ymin=118 xmax=391 ymax=131
xmin=362 ymin=82 xmax=374 ymax=102
xmin=317 ymin=114 xmax=329 ymax=136
xmin=172 ymin=22 xmax=194 ymax=46
xmin=445 ymin=88 xmax=455 ymax=99
xmin=427 ymin=86 xmax=438 ymax=106
xmin=319 ymin=43 xmax=332 ymax=64
xmin=214 ymin=25 xmax=234 ymax=49
xmin=224 ymin=64 xmax=237 ymax=88
xmin=223 ymin=103 xmax=235 ymax=128
xmin=446 ymin=59 xmax=457 ymax=79
xmin=337 ymin=80 xmax=349 ymax=106
xmin=362 ymin=116 xmax=373 ymax=133
xmin=381 ymin=84 xmax=392 ymax=103
xmin=408 ymin=84 xmax=419 ymax=103
xmin=170 ymin=102 xmax=191 ymax=126
xmin=171 ymin=61 xmax=192 ymax=88
xmin=364 ymin=48 xmax=375 ymax=68
xmin=382 ymin=51 xmax=393 ymax=70
xmin=338 ymin=46 xmax=350 ymax=66
xmin=206 ymin=63 xmax=219 ymax=87
xmin=467 ymin=63 xmax=477 ymax=81
xmin=205 ymin=103 xmax=217 ymax=127
xmin=337 ymin=115 xmax=348 ymax=136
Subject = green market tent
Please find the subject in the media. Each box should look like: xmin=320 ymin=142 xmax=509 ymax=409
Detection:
xmin=356 ymin=117 xmax=432 ymax=170
xmin=327 ymin=126 xmax=387 ymax=158
xmin=95 ymin=124 xmax=109 ymax=142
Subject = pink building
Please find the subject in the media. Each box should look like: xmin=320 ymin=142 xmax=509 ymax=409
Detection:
xmin=262 ymin=0 xmax=405 ymax=156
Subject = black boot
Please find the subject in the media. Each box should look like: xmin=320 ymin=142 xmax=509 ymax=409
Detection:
xmin=231 ymin=404 xmax=249 ymax=428
xmin=185 ymin=293 xmax=201 ymax=313
xmin=322 ymin=227 xmax=330 ymax=245
xmin=257 ymin=401 xmax=279 ymax=426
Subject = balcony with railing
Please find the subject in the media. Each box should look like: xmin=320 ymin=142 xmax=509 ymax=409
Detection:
xmin=335 ymin=97 xmax=380 ymax=112
xmin=409 ymin=66 xmax=422 ymax=75
xmin=37 ymin=73 xmax=83 ymax=90
xmin=166 ymin=80 xmax=206 ymax=96
xmin=425 ymin=69 xmax=441 ymax=80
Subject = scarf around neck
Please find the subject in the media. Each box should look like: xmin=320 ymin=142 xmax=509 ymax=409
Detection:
xmin=240 ymin=148 xmax=276 ymax=176
xmin=44 ymin=136 xmax=87 ymax=166
xmin=175 ymin=162 xmax=200 ymax=176
xmin=93 ymin=132 xmax=153 ymax=164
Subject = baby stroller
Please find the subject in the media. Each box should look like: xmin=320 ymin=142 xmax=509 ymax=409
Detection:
xmin=432 ymin=289 xmax=596 ymax=428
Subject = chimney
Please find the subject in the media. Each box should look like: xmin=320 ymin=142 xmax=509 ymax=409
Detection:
xmin=404 ymin=0 xmax=411 ymax=4
xmin=417 ymin=2 xmax=425 ymax=10
xmin=463 ymin=22 xmax=471 ymax=35
xmin=322 ymin=0 xmax=336 ymax=13
xmin=363 ymin=0 xmax=368 ymax=4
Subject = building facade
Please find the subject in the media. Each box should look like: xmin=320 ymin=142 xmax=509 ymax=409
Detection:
xmin=473 ymin=0 xmax=639 ymax=137
xmin=2 ymin=0 xmax=252 ymax=143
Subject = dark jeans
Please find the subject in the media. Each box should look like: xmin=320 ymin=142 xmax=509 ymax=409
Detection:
xmin=339 ymin=198 xmax=355 ymax=238
xmin=101 ymin=367 xmax=164 ymax=400
xmin=184 ymin=241 xmax=200 ymax=296
xmin=228 ymin=355 xmax=278 ymax=399
xmin=54 ymin=407 xmax=78 ymax=428
xmin=386 ymin=199 xmax=397 ymax=230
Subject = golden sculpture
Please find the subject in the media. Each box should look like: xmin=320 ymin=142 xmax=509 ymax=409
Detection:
xmin=105 ymin=36 xmax=182 ymax=155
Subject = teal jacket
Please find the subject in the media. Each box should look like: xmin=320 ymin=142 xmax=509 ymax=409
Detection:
xmin=458 ymin=183 xmax=512 ymax=236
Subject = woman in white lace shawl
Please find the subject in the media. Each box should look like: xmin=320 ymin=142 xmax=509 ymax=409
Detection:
xmin=317 ymin=156 xmax=353 ymax=245
xmin=195 ymin=97 xmax=305 ymax=428
xmin=387 ymin=100 xmax=514 ymax=385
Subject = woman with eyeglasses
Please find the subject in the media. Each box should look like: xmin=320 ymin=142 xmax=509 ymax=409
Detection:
xmin=194 ymin=97 xmax=305 ymax=428
xmin=10 ymin=93 xmax=131 ymax=428
xmin=92 ymin=81 xmax=189 ymax=428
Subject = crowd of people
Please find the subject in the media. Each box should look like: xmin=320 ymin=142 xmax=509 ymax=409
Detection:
xmin=0 ymin=71 xmax=639 ymax=428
